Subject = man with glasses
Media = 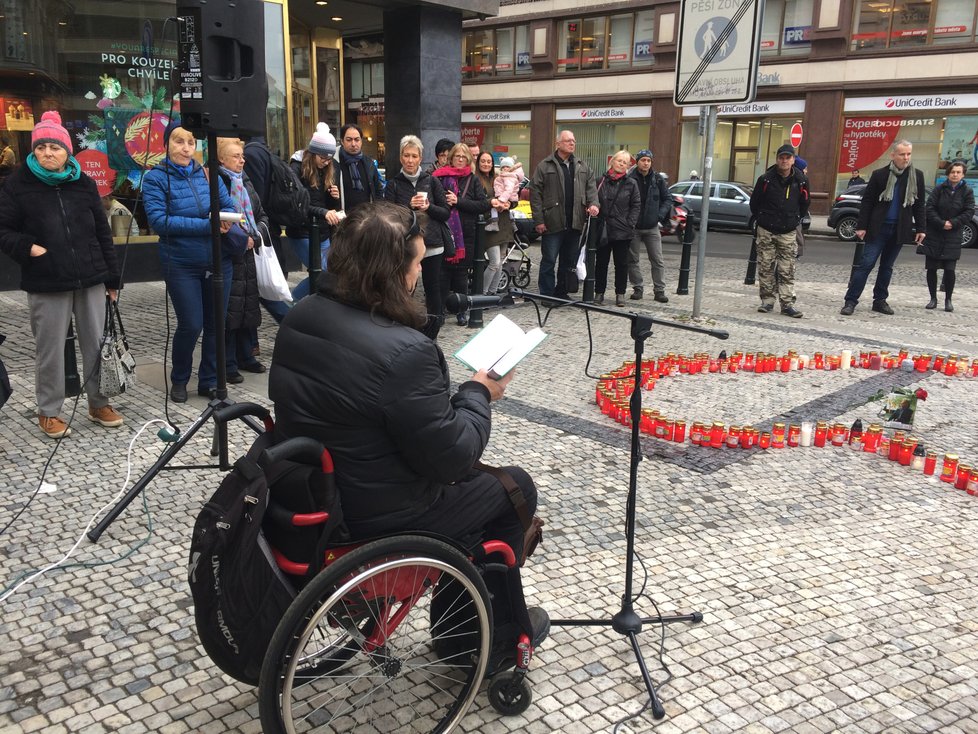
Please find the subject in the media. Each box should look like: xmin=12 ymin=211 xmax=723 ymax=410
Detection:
xmin=530 ymin=130 xmax=599 ymax=299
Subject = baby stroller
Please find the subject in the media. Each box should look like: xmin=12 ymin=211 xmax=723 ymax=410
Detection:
xmin=495 ymin=228 xmax=533 ymax=293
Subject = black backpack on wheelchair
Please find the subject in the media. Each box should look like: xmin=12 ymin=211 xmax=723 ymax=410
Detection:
xmin=188 ymin=430 xmax=348 ymax=685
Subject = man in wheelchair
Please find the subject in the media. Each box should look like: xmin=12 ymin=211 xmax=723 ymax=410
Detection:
xmin=268 ymin=201 xmax=549 ymax=672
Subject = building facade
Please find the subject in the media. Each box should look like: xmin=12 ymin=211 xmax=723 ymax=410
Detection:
xmin=460 ymin=0 xmax=978 ymax=212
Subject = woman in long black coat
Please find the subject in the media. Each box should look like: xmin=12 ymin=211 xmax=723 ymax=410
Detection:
xmin=595 ymin=150 xmax=641 ymax=307
xmin=924 ymin=160 xmax=975 ymax=312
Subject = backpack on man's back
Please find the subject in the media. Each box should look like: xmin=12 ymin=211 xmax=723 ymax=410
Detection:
xmin=264 ymin=154 xmax=311 ymax=229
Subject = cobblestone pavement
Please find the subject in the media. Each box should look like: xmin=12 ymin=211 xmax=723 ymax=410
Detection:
xmin=2 ymin=234 xmax=977 ymax=733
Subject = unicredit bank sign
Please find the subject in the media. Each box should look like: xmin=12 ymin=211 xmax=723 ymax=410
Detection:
xmin=844 ymin=94 xmax=978 ymax=112
xmin=556 ymin=105 xmax=652 ymax=121
xmin=461 ymin=110 xmax=531 ymax=123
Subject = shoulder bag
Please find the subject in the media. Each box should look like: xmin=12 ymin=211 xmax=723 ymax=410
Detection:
xmin=99 ymin=298 xmax=137 ymax=397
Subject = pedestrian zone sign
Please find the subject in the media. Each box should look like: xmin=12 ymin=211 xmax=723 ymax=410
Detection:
xmin=674 ymin=0 xmax=764 ymax=106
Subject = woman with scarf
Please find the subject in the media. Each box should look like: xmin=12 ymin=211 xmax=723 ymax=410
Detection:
xmin=217 ymin=137 xmax=270 ymax=381
xmin=143 ymin=119 xmax=236 ymax=402
xmin=594 ymin=151 xmax=641 ymax=307
xmin=285 ymin=123 xmax=342 ymax=300
xmin=432 ymin=144 xmax=490 ymax=325
xmin=923 ymin=159 xmax=974 ymax=312
xmin=0 ymin=111 xmax=124 ymax=438
xmin=384 ymin=134 xmax=451 ymax=338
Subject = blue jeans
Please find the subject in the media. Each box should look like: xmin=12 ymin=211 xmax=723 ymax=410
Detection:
xmin=287 ymin=236 xmax=329 ymax=300
xmin=260 ymin=297 xmax=290 ymax=324
xmin=844 ymin=223 xmax=902 ymax=305
xmin=165 ymin=258 xmax=232 ymax=388
xmin=539 ymin=229 xmax=581 ymax=296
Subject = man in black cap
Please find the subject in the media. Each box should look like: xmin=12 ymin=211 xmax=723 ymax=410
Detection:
xmin=749 ymin=144 xmax=810 ymax=318
xmin=627 ymin=149 xmax=672 ymax=302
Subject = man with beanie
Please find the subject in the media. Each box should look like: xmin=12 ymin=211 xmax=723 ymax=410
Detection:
xmin=840 ymin=139 xmax=926 ymax=316
xmin=0 ymin=110 xmax=124 ymax=437
xmin=627 ymin=149 xmax=671 ymax=302
xmin=335 ymin=123 xmax=383 ymax=214
xmin=749 ymin=144 xmax=809 ymax=318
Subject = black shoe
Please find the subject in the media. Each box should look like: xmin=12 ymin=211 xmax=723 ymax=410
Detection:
xmin=485 ymin=607 xmax=550 ymax=677
xmin=654 ymin=293 xmax=669 ymax=303
xmin=757 ymin=303 xmax=773 ymax=313
xmin=456 ymin=312 xmax=468 ymax=326
xmin=781 ymin=305 xmax=803 ymax=318
xmin=240 ymin=361 xmax=266 ymax=374
xmin=226 ymin=371 xmax=244 ymax=384
xmin=925 ymin=298 xmax=938 ymax=310
xmin=594 ymin=293 xmax=605 ymax=305
xmin=840 ymin=301 xmax=856 ymax=316
xmin=945 ymin=298 xmax=953 ymax=312
xmin=169 ymin=383 xmax=188 ymax=403
xmin=197 ymin=387 xmax=218 ymax=399
xmin=872 ymin=300 xmax=894 ymax=315
xmin=629 ymin=289 xmax=644 ymax=300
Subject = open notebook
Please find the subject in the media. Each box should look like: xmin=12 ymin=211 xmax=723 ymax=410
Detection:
xmin=454 ymin=314 xmax=547 ymax=378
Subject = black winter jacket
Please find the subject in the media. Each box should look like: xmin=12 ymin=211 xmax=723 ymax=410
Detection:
xmin=0 ymin=163 xmax=120 ymax=293
xmin=629 ymin=168 xmax=672 ymax=230
xmin=856 ymin=165 xmax=927 ymax=244
xmin=384 ymin=171 xmax=451 ymax=251
xmin=268 ymin=286 xmax=493 ymax=536
xmin=219 ymin=170 xmax=268 ymax=331
xmin=925 ymin=180 xmax=975 ymax=261
xmin=597 ymin=173 xmax=641 ymax=242
xmin=750 ymin=165 xmax=810 ymax=235
xmin=285 ymin=159 xmax=341 ymax=243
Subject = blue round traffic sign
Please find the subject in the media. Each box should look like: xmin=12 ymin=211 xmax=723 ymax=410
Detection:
xmin=696 ymin=17 xmax=737 ymax=63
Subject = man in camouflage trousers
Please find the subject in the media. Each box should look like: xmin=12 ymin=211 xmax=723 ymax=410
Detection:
xmin=749 ymin=144 xmax=810 ymax=318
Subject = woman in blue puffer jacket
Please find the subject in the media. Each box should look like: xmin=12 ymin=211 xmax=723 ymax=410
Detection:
xmin=143 ymin=120 xmax=236 ymax=402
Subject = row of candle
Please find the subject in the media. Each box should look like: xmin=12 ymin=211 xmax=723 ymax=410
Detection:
xmin=599 ymin=350 xmax=978 ymax=387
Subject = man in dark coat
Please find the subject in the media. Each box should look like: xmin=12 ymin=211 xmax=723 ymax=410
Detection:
xmin=626 ymin=149 xmax=672 ymax=302
xmin=243 ymin=136 xmax=290 ymax=323
xmin=334 ymin=123 xmax=384 ymax=213
xmin=840 ymin=140 xmax=927 ymax=315
xmin=848 ymin=169 xmax=866 ymax=187
xmin=750 ymin=144 xmax=810 ymax=318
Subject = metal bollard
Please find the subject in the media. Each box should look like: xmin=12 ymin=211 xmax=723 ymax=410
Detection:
xmin=744 ymin=231 xmax=758 ymax=285
xmin=676 ymin=215 xmax=695 ymax=295
xmin=308 ymin=214 xmax=321 ymax=294
xmin=469 ymin=214 xmax=487 ymax=328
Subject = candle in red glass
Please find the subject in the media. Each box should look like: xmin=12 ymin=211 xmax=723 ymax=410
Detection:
xmin=814 ymin=422 xmax=828 ymax=447
xmin=933 ymin=355 xmax=945 ymax=371
xmin=924 ymin=452 xmax=937 ymax=475
xmin=740 ymin=428 xmax=752 ymax=449
xmin=971 ymin=359 xmax=978 ymax=377
xmin=831 ymin=424 xmax=847 ymax=447
xmin=767 ymin=354 xmax=777 ymax=372
xmin=771 ymin=422 xmax=787 ymax=448
xmin=869 ymin=353 xmax=882 ymax=370
xmin=780 ymin=356 xmax=791 ymax=372
xmin=968 ymin=470 xmax=978 ymax=495
xmin=944 ymin=360 xmax=957 ymax=376
xmin=941 ymin=454 xmax=959 ymax=482
xmin=955 ymin=464 xmax=972 ymax=490
xmin=813 ymin=352 xmax=824 ymax=369
xmin=898 ymin=440 xmax=915 ymax=466
xmin=709 ymin=422 xmax=725 ymax=448
xmin=726 ymin=426 xmax=741 ymax=448
xmin=914 ymin=355 xmax=929 ymax=372
xmin=759 ymin=432 xmax=771 ymax=449
xmin=728 ymin=360 xmax=738 ymax=373
xmin=673 ymin=420 xmax=686 ymax=443
xmin=888 ymin=438 xmax=902 ymax=461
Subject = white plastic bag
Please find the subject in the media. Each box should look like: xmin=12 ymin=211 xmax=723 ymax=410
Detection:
xmin=255 ymin=228 xmax=293 ymax=303
xmin=575 ymin=216 xmax=590 ymax=281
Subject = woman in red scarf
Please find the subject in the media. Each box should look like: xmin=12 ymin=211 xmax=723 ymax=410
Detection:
xmin=595 ymin=151 xmax=641 ymax=307
xmin=432 ymin=144 xmax=490 ymax=325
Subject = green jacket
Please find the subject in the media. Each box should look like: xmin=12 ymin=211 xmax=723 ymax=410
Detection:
xmin=530 ymin=151 xmax=599 ymax=233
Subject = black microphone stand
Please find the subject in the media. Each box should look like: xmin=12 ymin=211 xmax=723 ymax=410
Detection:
xmin=514 ymin=289 xmax=727 ymax=719
xmin=88 ymin=130 xmax=264 ymax=542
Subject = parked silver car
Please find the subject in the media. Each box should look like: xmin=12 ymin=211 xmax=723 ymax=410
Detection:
xmin=668 ymin=180 xmax=755 ymax=230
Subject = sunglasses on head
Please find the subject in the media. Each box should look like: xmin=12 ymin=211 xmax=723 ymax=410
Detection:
xmin=405 ymin=209 xmax=421 ymax=240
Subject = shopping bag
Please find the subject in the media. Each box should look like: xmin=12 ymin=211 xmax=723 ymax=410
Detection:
xmin=255 ymin=229 xmax=293 ymax=303
xmin=99 ymin=299 xmax=137 ymax=398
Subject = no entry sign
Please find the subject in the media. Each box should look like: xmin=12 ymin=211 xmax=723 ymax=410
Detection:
xmin=790 ymin=122 xmax=803 ymax=148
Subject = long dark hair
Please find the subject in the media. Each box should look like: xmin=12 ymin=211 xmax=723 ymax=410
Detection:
xmin=476 ymin=151 xmax=495 ymax=194
xmin=325 ymin=201 xmax=425 ymax=327
xmin=300 ymin=149 xmax=334 ymax=190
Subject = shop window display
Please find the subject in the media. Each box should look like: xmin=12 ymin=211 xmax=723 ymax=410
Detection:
xmin=462 ymin=25 xmax=531 ymax=78
xmin=852 ymin=0 xmax=977 ymax=49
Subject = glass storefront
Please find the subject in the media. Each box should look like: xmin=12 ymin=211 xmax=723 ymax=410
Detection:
xmin=679 ymin=102 xmax=805 ymax=184
xmin=555 ymin=106 xmax=652 ymax=173
xmin=460 ymin=111 xmax=531 ymax=166
xmin=0 ymin=0 xmax=288 ymax=235
xmin=839 ymin=94 xmax=978 ymax=193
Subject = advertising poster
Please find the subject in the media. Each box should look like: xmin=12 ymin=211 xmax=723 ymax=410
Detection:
xmin=838 ymin=117 xmax=903 ymax=173
xmin=940 ymin=115 xmax=978 ymax=169
xmin=2 ymin=97 xmax=35 ymax=131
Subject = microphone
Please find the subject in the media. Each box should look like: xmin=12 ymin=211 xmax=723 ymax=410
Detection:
xmin=444 ymin=292 xmax=513 ymax=314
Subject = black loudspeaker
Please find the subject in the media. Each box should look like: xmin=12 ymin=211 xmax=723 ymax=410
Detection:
xmin=176 ymin=0 xmax=268 ymax=135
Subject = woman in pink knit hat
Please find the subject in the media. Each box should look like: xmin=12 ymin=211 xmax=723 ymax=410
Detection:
xmin=0 ymin=111 xmax=125 ymax=438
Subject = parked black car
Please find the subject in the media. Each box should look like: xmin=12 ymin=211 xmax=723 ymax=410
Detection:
xmin=829 ymin=183 xmax=978 ymax=246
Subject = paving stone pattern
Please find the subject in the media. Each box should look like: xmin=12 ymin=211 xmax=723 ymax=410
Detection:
xmin=1 ymin=239 xmax=977 ymax=733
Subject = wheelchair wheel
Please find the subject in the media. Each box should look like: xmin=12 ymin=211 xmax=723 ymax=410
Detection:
xmin=488 ymin=670 xmax=532 ymax=715
xmin=259 ymin=535 xmax=492 ymax=734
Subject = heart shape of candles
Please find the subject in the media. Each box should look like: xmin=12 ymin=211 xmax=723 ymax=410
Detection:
xmin=595 ymin=350 xmax=978 ymax=496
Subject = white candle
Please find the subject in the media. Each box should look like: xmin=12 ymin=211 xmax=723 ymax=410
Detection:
xmin=800 ymin=421 xmax=813 ymax=447
xmin=841 ymin=349 xmax=852 ymax=370
xmin=799 ymin=354 xmax=809 ymax=369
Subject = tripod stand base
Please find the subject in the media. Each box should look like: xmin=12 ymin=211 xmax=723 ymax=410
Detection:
xmin=552 ymin=608 xmax=703 ymax=721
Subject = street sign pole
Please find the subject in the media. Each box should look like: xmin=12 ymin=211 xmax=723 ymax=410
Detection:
xmin=692 ymin=105 xmax=717 ymax=319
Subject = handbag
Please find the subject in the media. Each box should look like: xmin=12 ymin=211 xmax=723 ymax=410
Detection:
xmin=438 ymin=220 xmax=457 ymax=258
xmin=223 ymin=222 xmax=250 ymax=255
xmin=475 ymin=462 xmax=543 ymax=566
xmin=99 ymin=299 xmax=136 ymax=398
xmin=254 ymin=227 xmax=293 ymax=303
